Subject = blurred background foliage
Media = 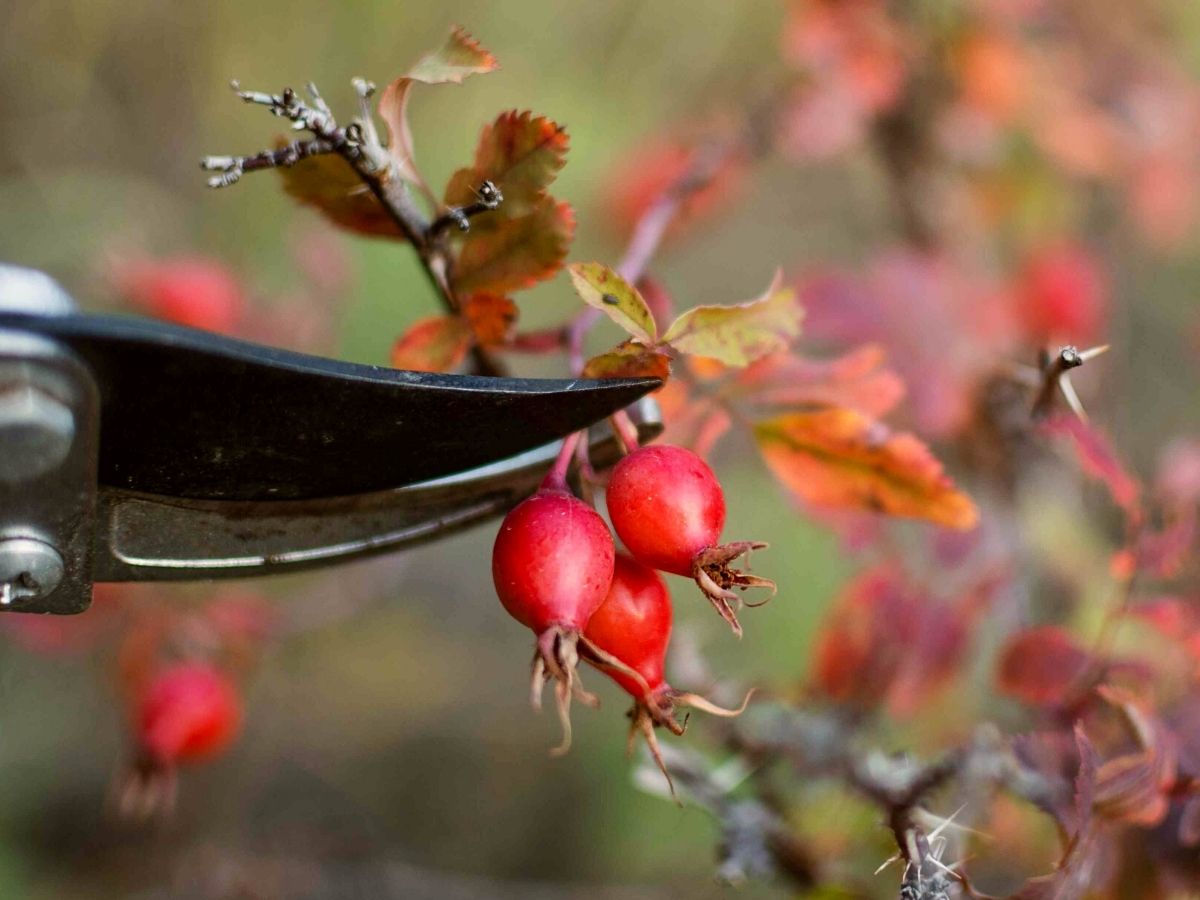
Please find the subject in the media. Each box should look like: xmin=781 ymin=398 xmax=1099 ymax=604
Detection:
xmin=2 ymin=0 xmax=1200 ymax=898
xmin=0 ymin=3 xmax=841 ymax=898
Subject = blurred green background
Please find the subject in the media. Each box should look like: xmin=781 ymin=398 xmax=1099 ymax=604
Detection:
xmin=0 ymin=2 xmax=849 ymax=897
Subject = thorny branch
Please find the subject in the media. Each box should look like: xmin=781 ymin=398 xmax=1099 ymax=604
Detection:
xmin=201 ymin=79 xmax=505 ymax=374
xmin=428 ymin=179 xmax=503 ymax=238
xmin=671 ymin=705 xmax=1064 ymax=897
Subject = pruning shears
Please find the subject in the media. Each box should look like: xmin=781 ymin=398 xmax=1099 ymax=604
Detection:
xmin=0 ymin=264 xmax=662 ymax=615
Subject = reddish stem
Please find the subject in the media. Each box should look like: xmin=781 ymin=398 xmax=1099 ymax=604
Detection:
xmin=540 ymin=430 xmax=583 ymax=493
xmin=565 ymin=147 xmax=719 ymax=375
xmin=509 ymin=327 xmax=569 ymax=354
xmin=610 ymin=410 xmax=640 ymax=455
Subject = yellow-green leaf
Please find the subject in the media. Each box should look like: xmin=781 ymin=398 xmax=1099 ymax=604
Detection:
xmin=567 ymin=263 xmax=657 ymax=344
xmin=754 ymin=408 xmax=979 ymax=529
xmin=662 ymin=271 xmax=803 ymax=366
xmin=407 ymin=25 xmax=498 ymax=83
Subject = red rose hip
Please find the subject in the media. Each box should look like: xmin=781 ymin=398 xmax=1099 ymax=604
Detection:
xmin=584 ymin=554 xmax=753 ymax=796
xmin=137 ymin=661 xmax=242 ymax=765
xmin=493 ymin=484 xmax=615 ymax=754
xmin=117 ymin=660 xmax=243 ymax=821
xmin=606 ymin=444 xmax=774 ymax=635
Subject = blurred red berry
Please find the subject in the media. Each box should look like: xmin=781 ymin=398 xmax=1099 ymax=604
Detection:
xmin=136 ymin=662 xmax=242 ymax=765
xmin=1015 ymin=244 xmax=1108 ymax=345
xmin=114 ymin=257 xmax=245 ymax=334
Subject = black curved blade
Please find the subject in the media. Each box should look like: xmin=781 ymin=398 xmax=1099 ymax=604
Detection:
xmin=0 ymin=312 xmax=660 ymax=501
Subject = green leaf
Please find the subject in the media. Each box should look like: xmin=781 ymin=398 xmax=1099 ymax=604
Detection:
xmin=662 ymin=271 xmax=803 ymax=366
xmin=567 ymin=263 xmax=657 ymax=344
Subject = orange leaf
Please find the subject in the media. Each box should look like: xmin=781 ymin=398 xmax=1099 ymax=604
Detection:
xmin=276 ymin=149 xmax=403 ymax=239
xmin=378 ymin=26 xmax=498 ymax=187
xmin=462 ymin=293 xmax=517 ymax=346
xmin=452 ymin=198 xmax=574 ymax=295
xmin=582 ymin=341 xmax=671 ymax=380
xmin=390 ymin=316 xmax=472 ymax=373
xmin=754 ymin=408 xmax=979 ymax=529
xmin=444 ymin=110 xmax=568 ymax=215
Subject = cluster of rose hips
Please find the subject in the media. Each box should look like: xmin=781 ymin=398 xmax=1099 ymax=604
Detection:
xmin=492 ymin=438 xmax=771 ymax=790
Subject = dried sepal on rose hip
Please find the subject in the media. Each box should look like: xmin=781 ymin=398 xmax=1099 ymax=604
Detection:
xmin=116 ymin=660 xmax=243 ymax=821
xmin=493 ymin=432 xmax=633 ymax=754
xmin=582 ymin=554 xmax=752 ymax=797
xmin=605 ymin=443 xmax=774 ymax=636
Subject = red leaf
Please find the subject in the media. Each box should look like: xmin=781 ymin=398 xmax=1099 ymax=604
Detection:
xmin=997 ymin=626 xmax=1093 ymax=707
xmin=810 ymin=566 xmax=972 ymax=714
xmin=797 ymin=249 xmax=1013 ymax=438
xmin=1014 ymin=727 xmax=1113 ymax=900
xmin=734 ymin=344 xmax=905 ymax=418
xmin=754 ymin=408 xmax=979 ymax=529
xmin=811 ymin=567 xmax=917 ymax=709
xmin=451 ymin=198 xmax=574 ymax=295
xmin=277 ymin=151 xmax=404 ymax=239
xmin=390 ymin=316 xmax=472 ymax=373
xmin=1092 ymin=685 xmax=1178 ymax=827
xmin=781 ymin=0 xmax=906 ymax=114
xmin=444 ymin=110 xmax=568 ymax=215
xmin=1129 ymin=596 xmax=1199 ymax=643
xmin=778 ymin=0 xmax=906 ymax=161
xmin=1040 ymin=414 xmax=1140 ymax=513
xmin=953 ymin=29 xmax=1030 ymax=124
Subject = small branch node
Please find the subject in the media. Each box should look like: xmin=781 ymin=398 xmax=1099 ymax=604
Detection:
xmin=427 ymin=180 xmax=505 ymax=238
